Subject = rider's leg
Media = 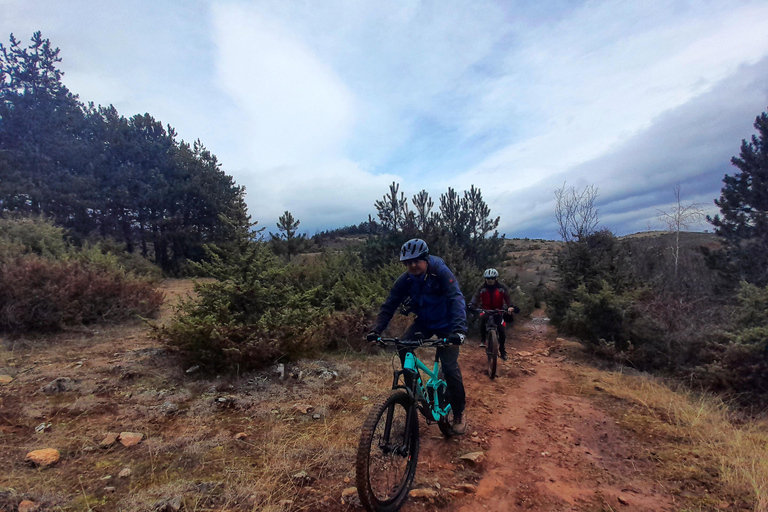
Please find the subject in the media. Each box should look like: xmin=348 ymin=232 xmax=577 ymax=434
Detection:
xmin=437 ymin=343 xmax=467 ymax=433
xmin=498 ymin=324 xmax=507 ymax=355
xmin=478 ymin=315 xmax=488 ymax=347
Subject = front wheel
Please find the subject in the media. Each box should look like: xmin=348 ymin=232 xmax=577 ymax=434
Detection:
xmin=356 ymin=390 xmax=419 ymax=512
xmin=487 ymin=330 xmax=498 ymax=380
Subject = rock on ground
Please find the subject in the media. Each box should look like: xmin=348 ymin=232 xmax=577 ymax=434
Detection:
xmin=25 ymin=448 xmax=60 ymax=467
xmin=119 ymin=432 xmax=144 ymax=447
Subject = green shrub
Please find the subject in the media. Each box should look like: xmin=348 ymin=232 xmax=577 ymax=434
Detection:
xmin=0 ymin=214 xmax=69 ymax=259
xmin=155 ymin=245 xmax=398 ymax=372
xmin=560 ymin=282 xmax=635 ymax=351
xmin=692 ymin=282 xmax=768 ymax=402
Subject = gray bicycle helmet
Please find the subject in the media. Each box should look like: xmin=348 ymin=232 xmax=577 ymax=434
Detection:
xmin=483 ymin=268 xmax=499 ymax=279
xmin=400 ymin=238 xmax=429 ymax=261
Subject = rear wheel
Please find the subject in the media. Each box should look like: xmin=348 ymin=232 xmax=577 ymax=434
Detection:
xmin=356 ymin=390 xmax=419 ymax=512
xmin=487 ymin=330 xmax=498 ymax=380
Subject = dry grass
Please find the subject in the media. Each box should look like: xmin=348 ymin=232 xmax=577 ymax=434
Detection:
xmin=573 ymin=366 xmax=768 ymax=511
xmin=0 ymin=325 xmax=402 ymax=512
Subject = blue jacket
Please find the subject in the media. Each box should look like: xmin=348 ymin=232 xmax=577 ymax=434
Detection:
xmin=375 ymin=255 xmax=467 ymax=334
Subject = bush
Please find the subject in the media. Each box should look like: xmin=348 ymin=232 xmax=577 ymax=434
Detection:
xmin=0 ymin=215 xmax=163 ymax=333
xmin=690 ymin=282 xmax=768 ymax=403
xmin=0 ymin=214 xmax=69 ymax=259
xmin=0 ymin=255 xmax=163 ymax=332
xmin=155 ymin=244 xmax=399 ymax=372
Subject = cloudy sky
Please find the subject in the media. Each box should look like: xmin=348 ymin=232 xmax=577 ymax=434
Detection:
xmin=3 ymin=0 xmax=768 ymax=239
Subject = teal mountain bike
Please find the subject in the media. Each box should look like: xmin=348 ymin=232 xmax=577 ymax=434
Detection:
xmin=356 ymin=336 xmax=455 ymax=512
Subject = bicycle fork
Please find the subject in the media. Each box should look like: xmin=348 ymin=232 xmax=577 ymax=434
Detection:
xmin=380 ymin=357 xmax=420 ymax=457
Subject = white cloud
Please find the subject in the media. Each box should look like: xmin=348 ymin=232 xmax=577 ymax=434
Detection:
xmin=212 ymin=3 xmax=356 ymax=168
xmin=3 ymin=0 xmax=768 ymax=237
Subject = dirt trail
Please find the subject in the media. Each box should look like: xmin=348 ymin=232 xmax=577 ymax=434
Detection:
xmin=404 ymin=310 xmax=676 ymax=512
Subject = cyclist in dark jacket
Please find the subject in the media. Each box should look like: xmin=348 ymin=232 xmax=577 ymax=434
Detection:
xmin=367 ymin=238 xmax=469 ymax=435
xmin=469 ymin=268 xmax=520 ymax=361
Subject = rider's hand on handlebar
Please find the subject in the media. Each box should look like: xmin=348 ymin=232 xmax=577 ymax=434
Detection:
xmin=447 ymin=332 xmax=466 ymax=345
xmin=366 ymin=331 xmax=381 ymax=343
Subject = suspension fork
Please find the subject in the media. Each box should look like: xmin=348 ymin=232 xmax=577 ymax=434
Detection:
xmin=382 ymin=362 xmax=419 ymax=456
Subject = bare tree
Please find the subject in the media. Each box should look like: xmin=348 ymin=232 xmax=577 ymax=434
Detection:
xmin=554 ymin=182 xmax=600 ymax=242
xmin=657 ymin=183 xmax=705 ymax=278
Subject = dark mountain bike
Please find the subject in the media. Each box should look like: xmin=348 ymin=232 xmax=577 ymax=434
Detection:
xmin=356 ymin=336 xmax=455 ymax=512
xmin=473 ymin=308 xmax=506 ymax=379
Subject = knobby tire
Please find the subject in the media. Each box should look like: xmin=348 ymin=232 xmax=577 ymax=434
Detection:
xmin=487 ymin=329 xmax=498 ymax=379
xmin=356 ymin=390 xmax=419 ymax=512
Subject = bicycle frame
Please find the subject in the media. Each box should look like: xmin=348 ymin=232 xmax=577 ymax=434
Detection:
xmin=400 ymin=352 xmax=451 ymax=421
xmin=381 ymin=338 xmax=452 ymax=423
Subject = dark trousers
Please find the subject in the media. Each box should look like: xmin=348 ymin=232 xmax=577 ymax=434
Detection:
xmin=479 ymin=314 xmax=507 ymax=354
xmin=397 ymin=323 xmax=466 ymax=417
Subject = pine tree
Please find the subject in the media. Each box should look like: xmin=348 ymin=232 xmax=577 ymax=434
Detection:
xmin=708 ymin=107 xmax=768 ymax=286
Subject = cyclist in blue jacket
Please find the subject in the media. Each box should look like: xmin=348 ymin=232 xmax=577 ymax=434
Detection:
xmin=367 ymin=238 xmax=469 ymax=435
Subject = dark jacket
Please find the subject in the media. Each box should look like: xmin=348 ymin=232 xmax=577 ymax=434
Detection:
xmin=375 ymin=255 xmax=467 ymax=334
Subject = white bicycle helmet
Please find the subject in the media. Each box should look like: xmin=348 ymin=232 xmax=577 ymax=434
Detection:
xmin=483 ymin=268 xmax=499 ymax=279
xmin=400 ymin=238 xmax=429 ymax=261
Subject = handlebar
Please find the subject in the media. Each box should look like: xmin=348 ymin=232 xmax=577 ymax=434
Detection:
xmin=471 ymin=308 xmax=507 ymax=315
xmin=373 ymin=337 xmax=450 ymax=348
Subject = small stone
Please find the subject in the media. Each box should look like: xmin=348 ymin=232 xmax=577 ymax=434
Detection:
xmin=105 ymin=486 xmax=116 ymax=493
xmin=618 ymin=495 xmax=629 ymax=505
xmin=100 ymin=432 xmax=119 ymax=447
xmin=0 ymin=374 xmax=13 ymax=384
xmin=541 ymin=451 xmax=550 ymax=457
xmin=119 ymin=432 xmax=144 ymax=447
xmin=459 ymin=451 xmax=485 ymax=465
xmin=274 ymin=363 xmax=285 ymax=380
xmin=42 ymin=377 xmax=76 ymax=393
xmin=341 ymin=487 xmax=360 ymax=507
xmin=292 ymin=404 xmax=314 ymax=414
xmin=291 ymin=470 xmax=311 ymax=484
xmin=344 ymin=477 xmax=351 ymax=483
xmin=234 ymin=432 xmax=247 ymax=440
xmin=25 ymin=448 xmax=60 ymax=467
xmin=156 ymin=496 xmax=183 ymax=512
xmin=35 ymin=422 xmax=52 ymax=434
xmin=517 ymin=351 xmax=533 ymax=357
xmin=457 ymin=483 xmax=477 ymax=494
xmin=312 ymin=413 xmax=321 ymax=420
xmin=160 ymin=401 xmax=179 ymax=415
xmin=185 ymin=365 xmax=200 ymax=374
xmin=409 ymin=488 xmax=439 ymax=500
xmin=101 ymin=475 xmax=112 ymax=480
xmin=118 ymin=467 xmax=132 ymax=478
xmin=18 ymin=500 xmax=38 ymax=512
xmin=319 ymin=370 xmax=338 ymax=382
